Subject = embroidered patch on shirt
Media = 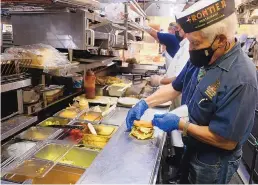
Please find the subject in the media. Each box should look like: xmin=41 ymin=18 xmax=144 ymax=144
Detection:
xmin=205 ymin=80 xmax=220 ymax=100
xmin=197 ymin=67 xmax=206 ymax=82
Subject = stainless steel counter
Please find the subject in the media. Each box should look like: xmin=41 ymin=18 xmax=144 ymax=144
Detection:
xmin=101 ymin=107 xmax=129 ymax=126
xmin=77 ymin=107 xmax=168 ymax=184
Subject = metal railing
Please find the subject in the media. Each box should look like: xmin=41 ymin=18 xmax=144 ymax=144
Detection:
xmin=1 ymin=58 xmax=32 ymax=83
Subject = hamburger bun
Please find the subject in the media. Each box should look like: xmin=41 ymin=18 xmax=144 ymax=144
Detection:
xmin=134 ymin=120 xmax=153 ymax=128
xmin=130 ymin=120 xmax=154 ymax=140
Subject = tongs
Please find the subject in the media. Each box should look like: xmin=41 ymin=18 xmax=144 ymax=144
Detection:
xmin=46 ymin=123 xmax=98 ymax=135
xmin=45 ymin=125 xmax=85 ymax=130
xmin=88 ymin=123 xmax=97 ymax=135
xmin=102 ymin=103 xmax=116 ymax=117
xmin=117 ymin=83 xmax=132 ymax=92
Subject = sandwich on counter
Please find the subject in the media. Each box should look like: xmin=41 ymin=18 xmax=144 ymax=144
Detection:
xmin=130 ymin=120 xmax=154 ymax=140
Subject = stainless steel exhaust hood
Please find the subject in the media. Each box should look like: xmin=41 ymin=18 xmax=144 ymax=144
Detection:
xmin=145 ymin=3 xmax=185 ymax=17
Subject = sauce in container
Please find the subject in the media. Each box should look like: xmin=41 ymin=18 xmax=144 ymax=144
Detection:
xmin=84 ymin=70 xmax=96 ymax=99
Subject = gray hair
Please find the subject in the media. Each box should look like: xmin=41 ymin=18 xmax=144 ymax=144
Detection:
xmin=200 ymin=13 xmax=238 ymax=43
xmin=168 ymin=22 xmax=177 ymax=29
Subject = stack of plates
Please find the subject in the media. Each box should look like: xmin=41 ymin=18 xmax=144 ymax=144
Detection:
xmin=156 ymin=101 xmax=172 ymax=108
xmin=118 ymin=97 xmax=140 ymax=107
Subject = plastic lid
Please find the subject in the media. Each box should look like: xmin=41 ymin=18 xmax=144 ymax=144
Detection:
xmin=2 ymin=140 xmax=73 ymax=178
xmin=78 ymin=111 xmax=102 ymax=124
xmin=6 ymin=158 xmax=54 ymax=178
xmin=15 ymin=127 xmax=60 ymax=141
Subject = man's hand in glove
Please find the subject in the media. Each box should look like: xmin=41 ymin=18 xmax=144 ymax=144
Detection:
xmin=126 ymin=100 xmax=149 ymax=131
xmin=152 ymin=113 xmax=180 ymax=132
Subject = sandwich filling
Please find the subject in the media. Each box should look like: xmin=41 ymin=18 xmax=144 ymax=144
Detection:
xmin=130 ymin=125 xmax=154 ymax=140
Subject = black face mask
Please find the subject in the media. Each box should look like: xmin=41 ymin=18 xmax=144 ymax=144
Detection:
xmin=175 ymin=31 xmax=183 ymax=42
xmin=189 ymin=37 xmax=217 ymax=67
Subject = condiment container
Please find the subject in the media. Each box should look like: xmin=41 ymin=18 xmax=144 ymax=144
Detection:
xmin=84 ymin=70 xmax=96 ymax=99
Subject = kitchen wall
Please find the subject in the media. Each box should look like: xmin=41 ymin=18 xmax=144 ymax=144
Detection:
xmin=237 ymin=24 xmax=258 ymax=37
xmin=144 ymin=16 xmax=176 ymax=43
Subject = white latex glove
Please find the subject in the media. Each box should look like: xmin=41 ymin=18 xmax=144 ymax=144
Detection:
xmin=150 ymin=75 xmax=162 ymax=87
xmin=139 ymin=20 xmax=151 ymax=32
xmin=158 ymin=69 xmax=166 ymax=75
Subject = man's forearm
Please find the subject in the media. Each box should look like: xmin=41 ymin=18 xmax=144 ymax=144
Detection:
xmin=145 ymin=84 xmax=181 ymax=108
xmin=146 ymin=28 xmax=159 ymax=41
xmin=160 ymin=77 xmax=176 ymax=85
xmin=178 ymin=119 xmax=237 ymax=150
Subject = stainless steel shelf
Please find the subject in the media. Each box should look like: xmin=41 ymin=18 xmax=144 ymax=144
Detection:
xmin=90 ymin=21 xmax=126 ymax=31
xmin=78 ymin=56 xmax=118 ymax=72
xmin=90 ymin=19 xmax=143 ymax=32
xmin=85 ymin=11 xmax=108 ymax=23
xmin=1 ymin=0 xmax=100 ymax=11
xmin=1 ymin=115 xmax=38 ymax=141
xmin=77 ymin=56 xmax=119 ymax=63
xmin=1 ymin=78 xmax=31 ymax=93
xmin=79 ymin=62 xmax=116 ymax=73
xmin=43 ymin=90 xmax=83 ymax=110
xmin=94 ymin=31 xmax=109 ymax=40
xmin=113 ymin=20 xmax=144 ymax=32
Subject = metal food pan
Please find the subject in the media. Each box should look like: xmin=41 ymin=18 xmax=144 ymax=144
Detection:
xmin=76 ymin=95 xmax=118 ymax=105
xmin=55 ymin=128 xmax=84 ymax=144
xmin=34 ymin=143 xmax=74 ymax=162
xmin=90 ymin=104 xmax=117 ymax=118
xmin=3 ymin=164 xmax=85 ymax=184
xmin=72 ymin=122 xmax=118 ymax=137
xmin=2 ymin=140 xmax=74 ymax=178
xmin=53 ymin=108 xmax=82 ymax=120
xmin=74 ymin=144 xmax=102 ymax=152
xmin=80 ymin=124 xmax=118 ymax=149
xmin=15 ymin=127 xmax=62 ymax=141
xmin=90 ymin=105 xmax=106 ymax=113
xmin=95 ymin=85 xmax=108 ymax=96
xmin=59 ymin=147 xmax=99 ymax=169
xmin=38 ymin=117 xmax=72 ymax=127
xmin=93 ymin=124 xmax=118 ymax=136
xmin=82 ymin=133 xmax=110 ymax=148
xmin=55 ymin=123 xmax=118 ymax=146
xmin=76 ymin=111 xmax=103 ymax=124
xmin=1 ymin=139 xmax=36 ymax=167
xmin=82 ymin=139 xmax=108 ymax=149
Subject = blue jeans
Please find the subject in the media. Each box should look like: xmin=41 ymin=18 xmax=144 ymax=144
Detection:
xmin=180 ymin=147 xmax=242 ymax=184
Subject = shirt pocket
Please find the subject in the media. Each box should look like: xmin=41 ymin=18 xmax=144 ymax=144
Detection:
xmin=190 ymin=88 xmax=216 ymax=125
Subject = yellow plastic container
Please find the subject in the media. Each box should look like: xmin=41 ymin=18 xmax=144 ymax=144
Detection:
xmin=82 ymin=124 xmax=118 ymax=149
xmin=59 ymin=147 xmax=98 ymax=168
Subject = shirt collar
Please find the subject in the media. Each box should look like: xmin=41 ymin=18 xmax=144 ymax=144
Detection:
xmin=180 ymin=38 xmax=189 ymax=47
xmin=205 ymin=42 xmax=241 ymax=72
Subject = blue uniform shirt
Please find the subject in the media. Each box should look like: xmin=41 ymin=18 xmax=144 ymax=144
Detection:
xmin=157 ymin=32 xmax=180 ymax=58
xmin=173 ymin=43 xmax=258 ymax=151
xmin=172 ymin=61 xmax=200 ymax=105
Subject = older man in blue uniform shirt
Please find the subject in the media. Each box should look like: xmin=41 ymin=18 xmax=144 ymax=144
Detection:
xmin=126 ymin=0 xmax=258 ymax=183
